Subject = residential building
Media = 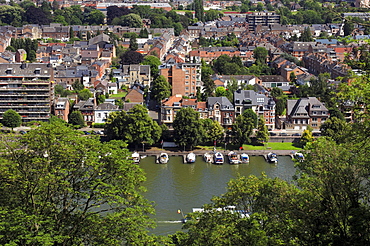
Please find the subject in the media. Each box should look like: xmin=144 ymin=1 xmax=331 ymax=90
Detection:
xmin=159 ymin=62 xmax=202 ymax=97
xmin=234 ymin=89 xmax=276 ymax=129
xmin=257 ymin=75 xmax=289 ymax=88
xmin=73 ymin=98 xmax=96 ymax=126
xmin=125 ymin=86 xmax=144 ymax=104
xmin=246 ymin=12 xmax=281 ymax=32
xmin=0 ymin=80 xmax=54 ymax=122
xmin=94 ymin=102 xmax=120 ymax=124
xmin=286 ymin=97 xmax=329 ymax=130
xmin=207 ymin=97 xmax=234 ymax=127
xmin=54 ymin=97 xmax=70 ymax=122
xmin=117 ymin=65 xmax=151 ymax=88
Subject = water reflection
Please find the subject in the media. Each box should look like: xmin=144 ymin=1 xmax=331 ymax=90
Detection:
xmin=140 ymin=154 xmax=296 ymax=235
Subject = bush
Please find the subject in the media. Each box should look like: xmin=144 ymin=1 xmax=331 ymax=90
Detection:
xmin=92 ymin=123 xmax=105 ymax=128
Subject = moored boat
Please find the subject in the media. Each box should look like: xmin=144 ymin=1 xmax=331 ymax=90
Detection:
xmin=294 ymin=152 xmax=304 ymax=162
xmin=227 ymin=151 xmax=241 ymax=164
xmin=132 ymin=151 xmax=140 ymax=164
xmin=203 ymin=152 xmax=213 ymax=163
xmin=186 ymin=152 xmax=196 ymax=163
xmin=267 ymin=152 xmax=278 ymax=163
xmin=159 ymin=153 xmax=169 ymax=164
xmin=240 ymin=153 xmax=250 ymax=163
xmin=213 ymin=152 xmax=224 ymax=164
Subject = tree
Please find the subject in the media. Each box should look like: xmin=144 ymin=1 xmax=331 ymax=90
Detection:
xmin=68 ymin=110 xmax=84 ymax=128
xmin=0 ymin=122 xmax=156 ymax=245
xmin=255 ymin=117 xmax=269 ymax=145
xmin=121 ymin=13 xmax=143 ymax=28
xmin=73 ymin=79 xmax=84 ymax=91
xmin=151 ymin=75 xmax=171 ymax=104
xmin=343 ymin=20 xmax=354 ymax=36
xmin=320 ymin=117 xmax=349 ymax=143
xmin=253 ymin=47 xmax=268 ymax=65
xmin=200 ymin=118 xmax=224 ymax=144
xmin=121 ymin=50 xmax=143 ymax=65
xmin=78 ymin=89 xmax=92 ymax=101
xmin=300 ymin=27 xmax=313 ymax=42
xmin=204 ymin=9 xmax=223 ymax=22
xmin=173 ymin=107 xmax=203 ymax=150
xmin=243 ymin=108 xmax=258 ymax=128
xmin=85 ymin=9 xmax=105 ymax=25
xmin=129 ymin=36 xmax=138 ymax=51
xmin=105 ymin=105 xmax=161 ymax=147
xmin=299 ymin=129 xmax=314 ymax=147
xmin=141 ymin=55 xmax=161 ymax=78
xmin=194 ymin=0 xmax=204 ymax=22
xmin=2 ymin=109 xmax=21 ymax=130
xmin=232 ymin=113 xmax=255 ymax=146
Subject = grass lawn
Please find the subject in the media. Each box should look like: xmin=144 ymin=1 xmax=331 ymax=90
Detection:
xmin=243 ymin=142 xmax=302 ymax=150
xmin=109 ymin=92 xmax=127 ymax=98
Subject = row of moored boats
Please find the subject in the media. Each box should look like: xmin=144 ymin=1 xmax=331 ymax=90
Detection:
xmin=132 ymin=151 xmax=305 ymax=164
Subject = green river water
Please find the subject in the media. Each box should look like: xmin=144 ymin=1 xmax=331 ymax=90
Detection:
xmin=139 ymin=154 xmax=296 ymax=235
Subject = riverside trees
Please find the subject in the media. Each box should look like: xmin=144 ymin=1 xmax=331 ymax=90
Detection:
xmin=0 ymin=121 xmax=157 ymax=245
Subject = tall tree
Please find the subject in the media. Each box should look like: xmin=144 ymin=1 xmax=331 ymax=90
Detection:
xmin=129 ymin=36 xmax=138 ymax=51
xmin=194 ymin=0 xmax=204 ymax=22
xmin=200 ymin=118 xmax=224 ymax=144
xmin=121 ymin=50 xmax=143 ymax=65
xmin=141 ymin=55 xmax=161 ymax=78
xmin=300 ymin=27 xmax=313 ymax=42
xmin=255 ymin=117 xmax=269 ymax=145
xmin=320 ymin=117 xmax=349 ymax=143
xmin=253 ymin=47 xmax=268 ymax=65
xmin=0 ymin=122 xmax=156 ymax=245
xmin=232 ymin=113 xmax=255 ymax=146
xmin=2 ymin=109 xmax=21 ymax=130
xmin=173 ymin=107 xmax=203 ymax=150
xmin=105 ymin=105 xmax=161 ymax=147
xmin=151 ymin=75 xmax=171 ymax=104
xmin=68 ymin=110 xmax=84 ymax=128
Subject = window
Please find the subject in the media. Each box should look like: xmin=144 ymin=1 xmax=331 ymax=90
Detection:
xmin=312 ymin=117 xmax=317 ymax=122
xmin=312 ymin=124 xmax=317 ymax=127
xmin=313 ymin=111 xmax=317 ymax=115
xmin=257 ymin=98 xmax=264 ymax=103
xmin=98 ymin=113 xmax=101 ymax=118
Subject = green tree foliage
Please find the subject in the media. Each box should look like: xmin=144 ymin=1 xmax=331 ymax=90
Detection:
xmin=201 ymin=60 xmax=215 ymax=100
xmin=0 ymin=5 xmax=24 ymax=26
xmin=105 ymin=104 xmax=161 ymax=146
xmin=0 ymin=122 xmax=156 ymax=245
xmin=253 ymin=47 xmax=268 ymax=65
xmin=96 ymin=94 xmax=106 ymax=105
xmin=85 ymin=9 xmax=105 ymax=25
xmin=204 ymin=9 xmax=223 ymax=22
xmin=106 ymin=6 xmax=131 ymax=24
xmin=121 ymin=13 xmax=143 ymax=28
xmin=2 ymin=109 xmax=21 ymax=130
xmin=141 ymin=55 xmax=161 ymax=78
xmin=24 ymin=5 xmax=51 ymax=25
xmin=73 ymin=79 xmax=84 ymax=91
xmin=212 ymin=55 xmax=247 ymax=75
xmin=200 ymin=118 xmax=224 ymax=144
xmin=299 ymin=129 xmax=314 ymax=147
xmin=68 ymin=110 xmax=84 ymax=128
xmin=194 ymin=0 xmax=204 ymax=22
xmin=300 ymin=27 xmax=314 ymax=42
xmin=232 ymin=109 xmax=256 ymax=146
xmin=255 ymin=117 xmax=269 ymax=145
xmin=151 ymin=75 xmax=171 ymax=104
xmin=129 ymin=36 xmax=138 ymax=51
xmin=173 ymin=107 xmax=203 ymax=150
xmin=77 ymin=89 xmax=92 ymax=101
xmin=320 ymin=117 xmax=349 ymax=143
xmin=54 ymin=84 xmax=72 ymax=97
xmin=10 ymin=38 xmax=38 ymax=61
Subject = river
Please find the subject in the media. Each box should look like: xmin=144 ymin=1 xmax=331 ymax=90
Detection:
xmin=139 ymin=154 xmax=296 ymax=236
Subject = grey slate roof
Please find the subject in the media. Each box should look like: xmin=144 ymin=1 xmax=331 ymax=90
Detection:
xmin=207 ymin=97 xmax=234 ymax=110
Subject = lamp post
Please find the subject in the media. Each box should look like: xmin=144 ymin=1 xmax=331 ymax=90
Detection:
xmin=142 ymin=142 xmax=145 ymax=152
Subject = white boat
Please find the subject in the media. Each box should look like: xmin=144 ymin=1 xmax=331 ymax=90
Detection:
xmin=240 ymin=153 xmax=250 ymax=163
xmin=267 ymin=152 xmax=278 ymax=163
xmin=227 ymin=151 xmax=241 ymax=164
xmin=203 ymin=152 xmax=213 ymax=163
xmin=159 ymin=153 xmax=169 ymax=164
xmin=186 ymin=152 xmax=196 ymax=163
xmin=213 ymin=152 xmax=224 ymax=164
xmin=294 ymin=152 xmax=304 ymax=162
xmin=132 ymin=151 xmax=140 ymax=164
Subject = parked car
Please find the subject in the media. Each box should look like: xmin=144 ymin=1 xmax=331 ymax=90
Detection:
xmin=292 ymin=133 xmax=301 ymax=136
xmin=279 ymin=132 xmax=289 ymax=136
xmin=313 ymin=132 xmax=321 ymax=136
xmin=269 ymin=132 xmax=277 ymax=136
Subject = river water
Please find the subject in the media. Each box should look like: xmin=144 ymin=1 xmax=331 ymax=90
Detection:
xmin=139 ymin=154 xmax=296 ymax=236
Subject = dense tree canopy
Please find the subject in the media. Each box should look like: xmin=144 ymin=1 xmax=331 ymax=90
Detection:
xmin=232 ymin=109 xmax=257 ymax=146
xmin=173 ymin=107 xmax=203 ymax=150
xmin=105 ymin=104 xmax=161 ymax=147
xmin=68 ymin=110 xmax=85 ymax=128
xmin=2 ymin=109 xmax=21 ymax=130
xmin=0 ymin=122 xmax=156 ymax=245
xmin=141 ymin=55 xmax=161 ymax=78
xmin=151 ymin=75 xmax=171 ymax=104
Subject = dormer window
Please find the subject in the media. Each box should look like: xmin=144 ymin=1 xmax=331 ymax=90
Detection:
xmin=35 ymin=68 xmax=41 ymax=74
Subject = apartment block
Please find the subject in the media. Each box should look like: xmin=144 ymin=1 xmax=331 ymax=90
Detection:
xmin=0 ymin=80 xmax=54 ymax=122
xmin=159 ymin=62 xmax=201 ymax=97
